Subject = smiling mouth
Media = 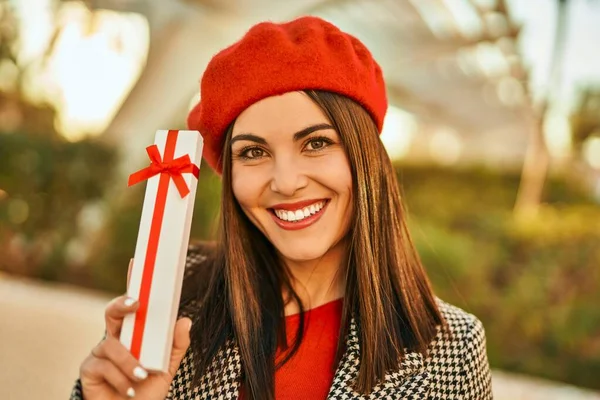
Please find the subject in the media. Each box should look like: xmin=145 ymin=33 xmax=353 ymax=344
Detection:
xmin=269 ymin=200 xmax=329 ymax=223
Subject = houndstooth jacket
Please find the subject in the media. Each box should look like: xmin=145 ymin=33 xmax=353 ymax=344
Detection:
xmin=70 ymin=245 xmax=493 ymax=399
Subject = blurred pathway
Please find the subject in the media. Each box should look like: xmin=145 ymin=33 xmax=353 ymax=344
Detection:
xmin=1 ymin=273 xmax=599 ymax=400
xmin=0 ymin=273 xmax=110 ymax=400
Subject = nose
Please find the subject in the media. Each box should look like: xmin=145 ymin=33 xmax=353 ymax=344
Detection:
xmin=269 ymin=156 xmax=308 ymax=196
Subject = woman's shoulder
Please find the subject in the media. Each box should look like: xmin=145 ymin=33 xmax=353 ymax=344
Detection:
xmin=435 ymin=297 xmax=485 ymax=334
xmin=430 ymin=297 xmax=487 ymax=352
xmin=424 ymin=298 xmax=492 ymax=398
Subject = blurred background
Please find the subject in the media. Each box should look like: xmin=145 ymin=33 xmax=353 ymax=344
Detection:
xmin=1 ymin=0 xmax=600 ymax=399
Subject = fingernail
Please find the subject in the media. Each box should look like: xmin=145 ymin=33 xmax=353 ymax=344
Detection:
xmin=133 ymin=366 xmax=148 ymax=380
xmin=124 ymin=298 xmax=136 ymax=307
xmin=186 ymin=319 xmax=192 ymax=332
xmin=127 ymin=387 xmax=135 ymax=398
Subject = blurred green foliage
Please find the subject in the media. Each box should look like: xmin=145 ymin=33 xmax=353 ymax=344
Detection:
xmin=0 ymin=130 xmax=117 ymax=280
xmin=1 ymin=135 xmax=599 ymax=390
xmin=570 ymin=88 xmax=600 ymax=151
xmin=398 ymin=166 xmax=600 ymax=391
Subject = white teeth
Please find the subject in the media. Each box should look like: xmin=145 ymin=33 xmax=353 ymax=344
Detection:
xmin=273 ymin=201 xmax=327 ymax=222
xmin=287 ymin=210 xmax=296 ymax=221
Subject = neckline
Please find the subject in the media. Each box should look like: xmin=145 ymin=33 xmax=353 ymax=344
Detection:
xmin=285 ymin=297 xmax=344 ymax=319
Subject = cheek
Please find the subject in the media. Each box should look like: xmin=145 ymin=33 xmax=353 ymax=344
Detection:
xmin=305 ymin=153 xmax=353 ymax=212
xmin=330 ymin=156 xmax=354 ymax=217
xmin=231 ymin=168 xmax=254 ymax=207
xmin=319 ymin=153 xmax=353 ymax=194
xmin=231 ymin=166 xmax=269 ymax=211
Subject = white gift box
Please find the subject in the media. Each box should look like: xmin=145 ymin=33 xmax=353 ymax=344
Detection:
xmin=120 ymin=129 xmax=203 ymax=373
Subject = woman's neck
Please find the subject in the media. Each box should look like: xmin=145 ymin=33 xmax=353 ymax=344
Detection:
xmin=281 ymin=240 xmax=347 ymax=316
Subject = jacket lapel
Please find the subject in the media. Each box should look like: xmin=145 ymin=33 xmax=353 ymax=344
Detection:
xmin=326 ymin=317 xmax=431 ymax=399
xmin=196 ymin=339 xmax=242 ymax=399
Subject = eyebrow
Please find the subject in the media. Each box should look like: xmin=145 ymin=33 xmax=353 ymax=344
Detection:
xmin=230 ymin=123 xmax=334 ymax=146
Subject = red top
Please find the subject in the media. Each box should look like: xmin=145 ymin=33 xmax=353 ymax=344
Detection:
xmin=240 ymin=298 xmax=344 ymax=399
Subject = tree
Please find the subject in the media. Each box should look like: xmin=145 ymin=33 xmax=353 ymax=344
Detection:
xmin=514 ymin=0 xmax=570 ymax=216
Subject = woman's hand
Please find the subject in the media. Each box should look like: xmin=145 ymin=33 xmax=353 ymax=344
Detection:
xmin=79 ymin=260 xmax=192 ymax=399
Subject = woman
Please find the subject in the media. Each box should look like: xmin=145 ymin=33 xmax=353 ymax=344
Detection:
xmin=71 ymin=16 xmax=492 ymax=400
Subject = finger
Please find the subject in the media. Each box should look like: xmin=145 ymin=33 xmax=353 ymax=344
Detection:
xmin=168 ymin=317 xmax=192 ymax=377
xmin=85 ymin=357 xmax=138 ymax=398
xmin=92 ymin=336 xmax=149 ymax=383
xmin=105 ymin=295 xmax=139 ymax=338
xmin=127 ymin=258 xmax=133 ymax=289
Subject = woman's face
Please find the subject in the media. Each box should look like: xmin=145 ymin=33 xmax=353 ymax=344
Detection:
xmin=230 ymin=91 xmax=353 ymax=264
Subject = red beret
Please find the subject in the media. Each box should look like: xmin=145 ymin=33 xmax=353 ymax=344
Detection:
xmin=187 ymin=16 xmax=387 ymax=173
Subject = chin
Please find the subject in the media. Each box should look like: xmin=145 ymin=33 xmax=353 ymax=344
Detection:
xmin=272 ymin=231 xmax=349 ymax=265
xmin=275 ymin=241 xmax=331 ymax=264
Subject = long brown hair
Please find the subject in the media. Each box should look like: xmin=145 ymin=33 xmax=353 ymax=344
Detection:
xmin=186 ymin=90 xmax=444 ymax=399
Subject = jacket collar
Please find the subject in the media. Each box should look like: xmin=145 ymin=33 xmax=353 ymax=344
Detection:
xmin=196 ymin=316 xmax=429 ymax=399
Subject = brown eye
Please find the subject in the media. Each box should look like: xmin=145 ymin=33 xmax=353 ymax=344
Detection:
xmin=250 ymin=148 xmax=264 ymax=158
xmin=305 ymin=137 xmax=332 ymax=151
xmin=239 ymin=147 xmax=266 ymax=159
xmin=309 ymin=140 xmax=325 ymax=150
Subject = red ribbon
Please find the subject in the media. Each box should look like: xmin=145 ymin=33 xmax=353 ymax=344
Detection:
xmin=128 ymin=142 xmax=199 ymax=198
xmin=127 ymin=130 xmax=199 ymax=360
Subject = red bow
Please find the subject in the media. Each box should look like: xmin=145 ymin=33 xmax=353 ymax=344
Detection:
xmin=128 ymin=144 xmax=200 ymax=197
